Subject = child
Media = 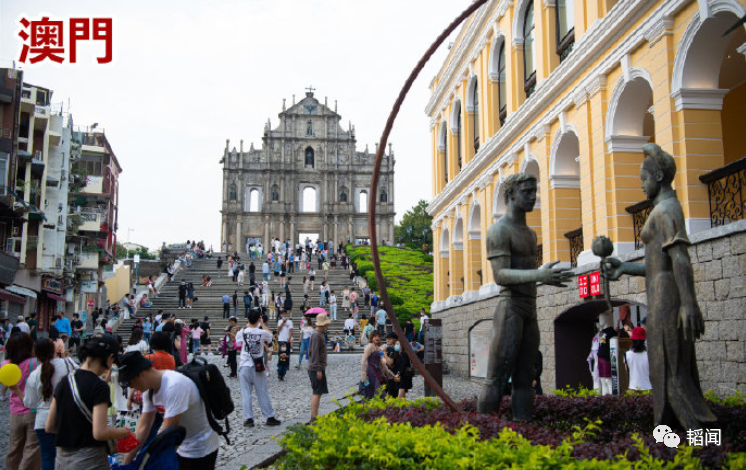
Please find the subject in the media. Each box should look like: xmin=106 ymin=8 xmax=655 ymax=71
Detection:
xmin=277 ymin=341 xmax=291 ymax=381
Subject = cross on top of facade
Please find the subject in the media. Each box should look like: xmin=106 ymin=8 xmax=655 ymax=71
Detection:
xmin=306 ymin=85 xmax=316 ymax=95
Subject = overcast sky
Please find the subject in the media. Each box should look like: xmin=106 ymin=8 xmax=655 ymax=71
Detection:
xmin=0 ymin=1 xmax=465 ymax=250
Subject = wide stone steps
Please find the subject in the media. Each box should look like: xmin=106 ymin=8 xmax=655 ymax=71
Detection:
xmin=119 ymin=251 xmax=368 ymax=352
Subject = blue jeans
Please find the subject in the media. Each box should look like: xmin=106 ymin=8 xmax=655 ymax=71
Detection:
xmin=36 ymin=429 xmax=56 ymax=470
xmin=263 ymin=273 xmax=269 ymax=281
xmin=299 ymin=337 xmax=309 ymax=365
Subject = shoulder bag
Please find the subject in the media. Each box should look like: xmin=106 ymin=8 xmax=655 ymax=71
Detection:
xmin=68 ymin=371 xmax=117 ymax=455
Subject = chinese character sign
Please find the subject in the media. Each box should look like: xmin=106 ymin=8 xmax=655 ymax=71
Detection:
xmin=18 ymin=16 xmax=112 ymax=64
xmin=589 ymin=271 xmax=601 ymax=296
xmin=578 ymin=274 xmax=589 ymax=298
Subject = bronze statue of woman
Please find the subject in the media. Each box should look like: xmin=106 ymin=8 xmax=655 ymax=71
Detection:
xmin=606 ymin=143 xmax=717 ymax=430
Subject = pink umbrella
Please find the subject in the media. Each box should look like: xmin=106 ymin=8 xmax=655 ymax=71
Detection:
xmin=305 ymin=307 xmax=327 ymax=316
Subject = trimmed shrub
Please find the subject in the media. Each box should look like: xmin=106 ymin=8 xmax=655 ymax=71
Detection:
xmin=270 ymin=396 xmax=746 ymax=469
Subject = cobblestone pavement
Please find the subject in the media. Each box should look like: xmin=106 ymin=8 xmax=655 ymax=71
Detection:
xmin=0 ymin=353 xmax=482 ymax=470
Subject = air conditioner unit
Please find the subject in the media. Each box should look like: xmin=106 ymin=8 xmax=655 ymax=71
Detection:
xmin=11 ymin=226 xmax=19 ymax=236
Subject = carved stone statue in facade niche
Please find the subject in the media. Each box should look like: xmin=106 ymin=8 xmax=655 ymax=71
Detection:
xmin=606 ymin=143 xmax=717 ymax=430
xmin=477 ymin=173 xmax=573 ymax=420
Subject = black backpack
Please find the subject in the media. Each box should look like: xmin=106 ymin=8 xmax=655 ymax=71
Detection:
xmin=152 ymin=356 xmax=234 ymax=444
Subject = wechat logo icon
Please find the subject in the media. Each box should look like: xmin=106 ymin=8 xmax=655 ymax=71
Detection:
xmin=653 ymin=425 xmax=680 ymax=448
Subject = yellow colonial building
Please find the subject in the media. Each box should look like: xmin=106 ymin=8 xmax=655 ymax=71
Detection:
xmin=427 ymin=0 xmax=746 ymax=394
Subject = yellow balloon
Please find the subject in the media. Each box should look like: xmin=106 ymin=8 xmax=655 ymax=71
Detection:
xmin=0 ymin=363 xmax=22 ymax=387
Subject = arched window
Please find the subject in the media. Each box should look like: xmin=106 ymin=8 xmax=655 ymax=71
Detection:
xmin=380 ymin=190 xmax=388 ymax=203
xmin=524 ymin=2 xmax=537 ymax=96
xmin=340 ymin=190 xmax=348 ymax=202
xmin=302 ymin=187 xmax=317 ymax=213
xmin=359 ymin=191 xmax=368 ymax=213
xmin=456 ymin=105 xmax=462 ymax=170
xmin=229 ymin=184 xmax=237 ymax=201
xmin=305 ymin=147 xmax=314 ymax=167
xmin=439 ymin=122 xmax=449 ymax=184
xmin=556 ymin=0 xmax=575 ymax=61
xmin=497 ymin=43 xmax=507 ymax=125
xmin=249 ymin=189 xmax=259 ymax=212
xmin=271 ymin=185 xmax=280 ymax=202
xmin=472 ymin=80 xmax=480 ymax=152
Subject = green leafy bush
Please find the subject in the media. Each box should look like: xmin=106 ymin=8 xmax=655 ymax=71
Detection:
xmin=551 ymin=385 xmax=600 ymax=397
xmin=268 ymin=397 xmax=742 ymax=469
xmin=387 ymin=293 xmax=404 ymax=306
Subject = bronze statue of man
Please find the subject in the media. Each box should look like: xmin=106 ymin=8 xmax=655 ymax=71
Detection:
xmin=478 ymin=173 xmax=572 ymax=419
xmin=606 ymin=143 xmax=716 ymax=430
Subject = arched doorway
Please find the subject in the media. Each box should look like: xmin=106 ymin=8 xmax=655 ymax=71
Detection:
xmin=554 ymin=298 xmax=647 ymax=392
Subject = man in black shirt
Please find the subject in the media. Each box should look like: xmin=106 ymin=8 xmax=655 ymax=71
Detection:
xmin=178 ymin=281 xmax=187 ymax=309
xmin=200 ymin=316 xmax=212 ymax=355
xmin=69 ymin=313 xmax=85 ymax=354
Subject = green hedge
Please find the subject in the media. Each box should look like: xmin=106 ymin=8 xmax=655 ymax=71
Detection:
xmin=268 ymin=397 xmax=746 ymax=470
xmin=346 ymin=245 xmax=432 ymax=322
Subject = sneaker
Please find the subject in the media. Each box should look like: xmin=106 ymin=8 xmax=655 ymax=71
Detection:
xmin=295 ymin=364 xmax=301 ymax=369
xmin=244 ymin=419 xmax=255 ymax=428
xmin=266 ymin=417 xmax=282 ymax=426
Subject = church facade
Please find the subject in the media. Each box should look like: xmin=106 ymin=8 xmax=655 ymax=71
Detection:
xmin=220 ymin=90 xmax=396 ymax=251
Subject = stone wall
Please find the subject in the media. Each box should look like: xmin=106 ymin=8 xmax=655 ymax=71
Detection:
xmin=433 ymin=219 xmax=746 ymax=396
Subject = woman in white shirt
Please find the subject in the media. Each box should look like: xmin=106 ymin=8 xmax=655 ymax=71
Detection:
xmin=625 ymin=327 xmax=652 ymax=391
xmin=23 ymin=338 xmax=76 ymax=470
xmin=124 ymin=328 xmax=149 ymax=355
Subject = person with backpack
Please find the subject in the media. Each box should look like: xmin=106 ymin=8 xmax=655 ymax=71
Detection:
xmin=236 ymin=309 xmax=281 ymax=428
xmin=118 ymin=352 xmax=220 ymax=469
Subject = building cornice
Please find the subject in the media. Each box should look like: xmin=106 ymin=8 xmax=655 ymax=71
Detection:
xmin=427 ymin=0 xmax=685 ymax=218
xmin=426 ymin=0 xmax=512 ymax=117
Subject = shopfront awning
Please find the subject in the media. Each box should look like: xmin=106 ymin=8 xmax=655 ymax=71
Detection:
xmin=5 ymin=285 xmax=37 ymax=298
xmin=44 ymin=292 xmax=66 ymax=302
xmin=0 ymin=288 xmax=26 ymax=304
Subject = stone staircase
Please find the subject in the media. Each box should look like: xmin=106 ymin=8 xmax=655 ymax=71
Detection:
xmin=116 ymin=253 xmax=369 ymax=351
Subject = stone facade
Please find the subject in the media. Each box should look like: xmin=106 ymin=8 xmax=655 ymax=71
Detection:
xmin=434 ymin=219 xmax=746 ymax=397
xmin=220 ymin=90 xmax=395 ymax=250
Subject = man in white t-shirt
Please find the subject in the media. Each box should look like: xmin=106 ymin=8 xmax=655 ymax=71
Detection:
xmin=119 ymin=352 xmax=220 ymax=469
xmin=236 ymin=309 xmax=281 ymax=427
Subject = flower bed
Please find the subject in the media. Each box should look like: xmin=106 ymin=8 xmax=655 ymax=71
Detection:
xmin=269 ymin=395 xmax=746 ymax=469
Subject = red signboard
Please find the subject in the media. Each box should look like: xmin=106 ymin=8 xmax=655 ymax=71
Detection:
xmin=589 ymin=271 xmax=601 ymax=296
xmin=578 ymin=274 xmax=589 ymax=298
xmin=87 ymin=300 xmax=95 ymax=307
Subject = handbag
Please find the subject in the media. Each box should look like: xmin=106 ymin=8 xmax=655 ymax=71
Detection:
xmin=68 ymin=371 xmax=117 ymax=455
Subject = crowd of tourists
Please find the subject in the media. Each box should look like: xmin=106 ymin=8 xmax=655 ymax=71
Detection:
xmin=0 ymin=239 xmax=436 ymax=470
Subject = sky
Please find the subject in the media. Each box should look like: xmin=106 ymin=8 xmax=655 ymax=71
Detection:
xmin=0 ymin=0 xmax=466 ymax=251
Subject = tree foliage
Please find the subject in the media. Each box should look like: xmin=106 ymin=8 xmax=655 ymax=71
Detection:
xmin=116 ymin=244 xmax=156 ymax=260
xmin=394 ymin=200 xmax=433 ymax=251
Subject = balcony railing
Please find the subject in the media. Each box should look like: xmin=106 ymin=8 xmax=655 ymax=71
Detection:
xmin=564 ymin=227 xmax=583 ymax=268
xmin=699 ymin=156 xmax=746 ymax=227
xmin=625 ymin=199 xmax=653 ymax=250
